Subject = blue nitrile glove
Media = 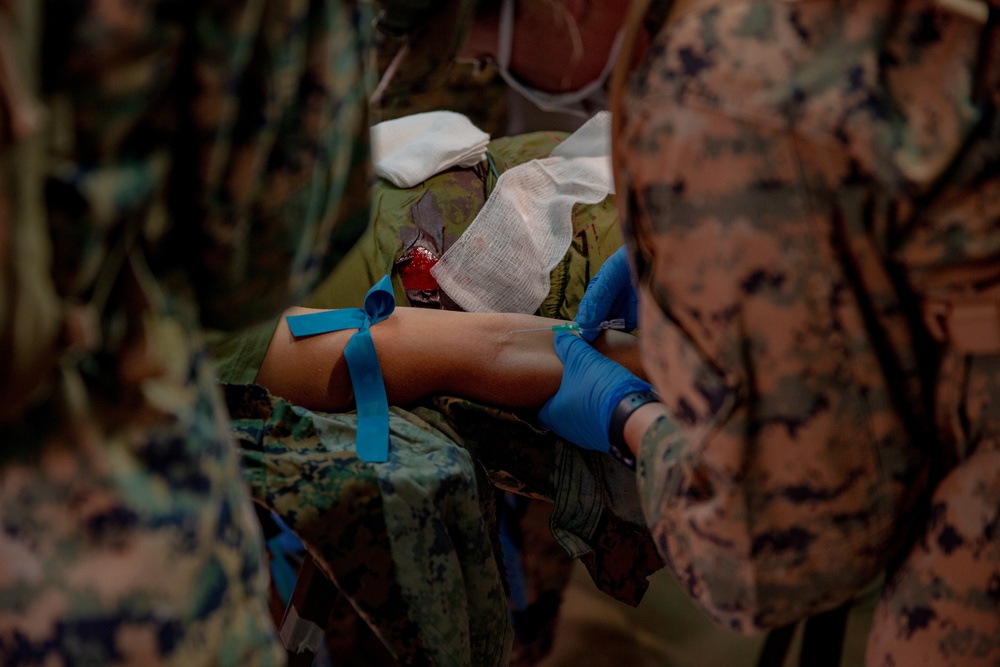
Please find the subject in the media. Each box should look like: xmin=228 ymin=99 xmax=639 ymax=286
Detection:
xmin=538 ymin=331 xmax=653 ymax=452
xmin=576 ymin=246 xmax=639 ymax=342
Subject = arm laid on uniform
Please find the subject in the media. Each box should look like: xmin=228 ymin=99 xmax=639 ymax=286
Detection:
xmin=255 ymin=305 xmax=646 ymax=414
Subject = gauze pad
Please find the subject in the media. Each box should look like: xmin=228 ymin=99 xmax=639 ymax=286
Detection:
xmin=431 ymin=111 xmax=614 ymax=314
xmin=371 ymin=111 xmax=490 ymax=188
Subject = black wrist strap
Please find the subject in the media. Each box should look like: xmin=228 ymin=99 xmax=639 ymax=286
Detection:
xmin=608 ymin=389 xmax=660 ymax=470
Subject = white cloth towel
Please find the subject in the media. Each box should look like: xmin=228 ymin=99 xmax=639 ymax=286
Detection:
xmin=371 ymin=111 xmax=490 ymax=188
xmin=431 ymin=111 xmax=615 ymax=314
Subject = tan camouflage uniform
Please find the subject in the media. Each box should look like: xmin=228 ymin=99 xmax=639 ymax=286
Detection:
xmin=617 ymin=0 xmax=1000 ymax=663
xmin=0 ymin=0 xmax=372 ymax=664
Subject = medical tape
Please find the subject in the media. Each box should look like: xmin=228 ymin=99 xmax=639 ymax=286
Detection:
xmin=285 ymin=275 xmax=395 ymax=462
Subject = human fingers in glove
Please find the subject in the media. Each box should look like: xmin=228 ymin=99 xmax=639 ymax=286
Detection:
xmin=538 ymin=331 xmax=667 ymax=464
xmin=575 ymin=246 xmax=640 ymax=342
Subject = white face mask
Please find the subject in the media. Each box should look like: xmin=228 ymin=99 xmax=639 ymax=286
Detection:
xmin=496 ymin=0 xmax=624 ymax=119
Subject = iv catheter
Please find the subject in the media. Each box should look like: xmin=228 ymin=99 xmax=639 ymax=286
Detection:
xmin=510 ymin=318 xmax=627 ymax=334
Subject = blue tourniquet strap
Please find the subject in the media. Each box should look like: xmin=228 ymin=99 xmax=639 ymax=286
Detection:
xmin=285 ymin=275 xmax=396 ymax=462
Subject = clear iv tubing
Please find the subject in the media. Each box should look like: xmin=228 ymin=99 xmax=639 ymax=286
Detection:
xmin=511 ymin=318 xmax=627 ymax=334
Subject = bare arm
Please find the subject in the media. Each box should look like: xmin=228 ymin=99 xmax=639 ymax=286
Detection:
xmin=255 ymin=305 xmax=645 ymax=413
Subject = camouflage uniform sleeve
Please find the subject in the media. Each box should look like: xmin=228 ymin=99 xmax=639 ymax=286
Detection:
xmin=618 ymin=0 xmax=935 ymax=632
xmin=173 ymin=0 xmax=374 ymax=330
xmin=228 ymin=385 xmax=514 ymax=666
xmin=39 ymin=0 xmax=374 ymax=334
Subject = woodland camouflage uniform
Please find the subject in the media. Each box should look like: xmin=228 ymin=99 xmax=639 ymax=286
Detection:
xmin=617 ymin=0 xmax=1000 ymax=664
xmin=0 ymin=0 xmax=373 ymax=663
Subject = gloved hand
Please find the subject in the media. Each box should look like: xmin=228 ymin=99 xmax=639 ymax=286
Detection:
xmin=538 ymin=331 xmax=653 ymax=452
xmin=576 ymin=246 xmax=639 ymax=342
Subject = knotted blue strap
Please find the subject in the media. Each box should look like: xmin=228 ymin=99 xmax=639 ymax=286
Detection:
xmin=285 ymin=275 xmax=396 ymax=462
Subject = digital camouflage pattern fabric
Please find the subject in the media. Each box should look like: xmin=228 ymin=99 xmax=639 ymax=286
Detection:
xmin=226 ymin=386 xmax=666 ymax=667
xmin=617 ymin=0 xmax=1000 ymax=662
xmin=864 ymin=3 xmax=1000 ymax=662
xmin=230 ymin=386 xmax=514 ymax=667
xmin=0 ymin=0 xmax=373 ymax=663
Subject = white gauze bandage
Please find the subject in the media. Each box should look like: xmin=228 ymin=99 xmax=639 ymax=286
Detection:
xmin=371 ymin=111 xmax=490 ymax=188
xmin=431 ymin=111 xmax=614 ymax=314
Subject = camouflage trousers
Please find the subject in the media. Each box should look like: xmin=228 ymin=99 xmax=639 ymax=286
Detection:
xmin=226 ymin=383 xmax=664 ymax=667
